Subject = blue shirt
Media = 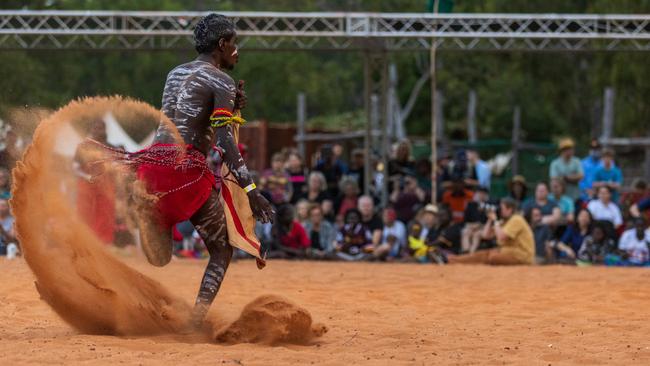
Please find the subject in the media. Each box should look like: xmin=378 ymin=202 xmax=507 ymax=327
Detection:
xmin=580 ymin=155 xmax=601 ymax=197
xmin=560 ymin=224 xmax=588 ymax=253
xmin=593 ymin=165 xmax=622 ymax=202
xmin=475 ymin=159 xmax=491 ymax=189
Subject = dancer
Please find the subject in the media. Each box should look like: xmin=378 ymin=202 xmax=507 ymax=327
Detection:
xmin=129 ymin=14 xmax=273 ymax=327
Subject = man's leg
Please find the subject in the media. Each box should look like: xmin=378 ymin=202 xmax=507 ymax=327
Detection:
xmin=448 ymin=249 xmax=492 ymax=264
xmin=189 ymin=189 xmax=233 ymax=327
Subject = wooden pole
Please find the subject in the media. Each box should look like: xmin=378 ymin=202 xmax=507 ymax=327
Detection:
xmin=430 ymin=0 xmax=439 ymax=204
xmin=297 ymin=92 xmax=306 ymax=159
xmin=363 ymin=54 xmax=372 ymax=196
xmin=467 ymin=89 xmax=477 ymax=143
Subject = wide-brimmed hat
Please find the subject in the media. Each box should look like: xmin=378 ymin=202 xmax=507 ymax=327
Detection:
xmin=509 ymin=175 xmax=527 ymax=186
xmin=558 ymin=138 xmax=575 ymax=151
xmin=423 ymin=204 xmax=438 ymax=214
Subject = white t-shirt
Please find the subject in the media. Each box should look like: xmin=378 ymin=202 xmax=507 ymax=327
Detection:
xmin=587 ymin=200 xmax=623 ymax=227
xmin=618 ymin=228 xmax=650 ymax=264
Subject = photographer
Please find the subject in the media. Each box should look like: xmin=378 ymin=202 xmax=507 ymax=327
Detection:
xmin=447 ymin=197 xmax=535 ymax=265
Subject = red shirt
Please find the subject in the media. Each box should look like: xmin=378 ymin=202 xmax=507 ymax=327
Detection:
xmin=442 ymin=189 xmax=474 ymax=223
xmin=280 ymin=221 xmax=311 ymax=249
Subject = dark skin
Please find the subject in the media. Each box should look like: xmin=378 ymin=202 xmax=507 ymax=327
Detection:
xmin=136 ymin=27 xmax=274 ymax=327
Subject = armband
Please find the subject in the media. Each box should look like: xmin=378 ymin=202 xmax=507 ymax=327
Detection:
xmin=210 ymin=108 xmax=246 ymax=128
xmin=244 ymin=183 xmax=257 ymax=193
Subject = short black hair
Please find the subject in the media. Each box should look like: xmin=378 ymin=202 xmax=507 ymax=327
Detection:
xmin=193 ymin=13 xmax=236 ymax=54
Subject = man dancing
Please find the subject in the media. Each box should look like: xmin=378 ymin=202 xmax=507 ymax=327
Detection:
xmin=131 ymin=14 xmax=274 ymax=327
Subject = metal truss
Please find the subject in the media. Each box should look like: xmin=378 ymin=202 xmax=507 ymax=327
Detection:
xmin=1 ymin=11 xmax=650 ymax=51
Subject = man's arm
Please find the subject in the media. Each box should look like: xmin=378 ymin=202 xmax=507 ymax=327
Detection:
xmin=213 ymin=78 xmax=274 ymax=223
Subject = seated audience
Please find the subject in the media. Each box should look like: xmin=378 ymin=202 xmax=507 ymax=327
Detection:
xmin=261 ymin=204 xmax=310 ymax=259
xmin=303 ymin=205 xmax=336 ymax=259
xmin=314 ymin=144 xmax=345 ymax=198
xmin=447 ymin=198 xmax=534 ymax=265
xmin=461 ymin=187 xmax=491 ymax=254
xmin=577 ymin=222 xmax=618 ymax=265
xmin=592 ymin=148 xmax=622 ymax=203
xmin=286 ymin=152 xmax=307 ymax=204
xmin=527 ymin=207 xmax=552 ymax=260
xmin=408 ymin=222 xmax=429 ymax=262
xmin=441 ymin=176 xmax=474 ymax=224
xmin=429 ymin=205 xmax=464 ymax=255
xmin=347 ymin=148 xmax=365 ymax=193
xmin=334 ymin=209 xmax=373 ymax=261
xmin=336 ymin=177 xmax=360 ymax=220
xmin=522 ymin=182 xmax=562 ymax=226
xmin=587 ymin=186 xmax=623 ymax=228
xmin=260 ymin=152 xmax=292 ymax=206
xmin=375 ymin=207 xmax=407 ymax=259
xmin=0 ymin=168 xmax=11 ymax=199
xmin=295 ymin=199 xmax=310 ymax=227
xmin=358 ymin=195 xmax=383 ymax=246
xmin=549 ymin=178 xmax=575 ymax=223
xmin=390 ymin=174 xmax=426 ymax=224
xmin=617 ymin=218 xmax=650 ymax=266
xmin=300 ymin=171 xmax=332 ymax=204
xmin=546 ymin=208 xmax=593 ymax=263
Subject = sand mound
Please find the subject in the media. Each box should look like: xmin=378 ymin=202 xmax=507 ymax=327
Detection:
xmin=215 ymin=294 xmax=327 ymax=345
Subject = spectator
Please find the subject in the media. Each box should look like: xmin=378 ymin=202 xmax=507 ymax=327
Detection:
xmin=467 ymin=149 xmax=491 ymax=190
xmin=358 ymin=195 xmax=383 ymax=246
xmin=592 ymin=148 xmax=622 ymax=203
xmin=507 ymin=175 xmax=529 ymax=207
xmin=527 ymin=207 xmax=552 ymax=260
xmin=347 ymin=148 xmax=365 ymax=191
xmin=430 ymin=205 xmax=463 ymax=255
xmin=550 ymin=138 xmax=584 ymax=201
xmin=630 ymin=195 xmax=650 ymax=219
xmin=549 ymin=177 xmax=575 ymax=223
xmin=447 ymin=197 xmax=535 ymax=265
xmin=546 ymin=208 xmax=593 ymax=263
xmin=334 ymin=208 xmax=373 ymax=261
xmin=577 ymin=222 xmax=618 ymax=264
xmin=388 ymin=140 xmax=415 ymax=179
xmin=0 ymin=167 xmax=11 ymax=199
xmin=461 ymin=187 xmax=492 ymax=253
xmin=617 ymin=218 xmax=650 ymax=266
xmin=414 ymin=158 xmax=432 ymax=192
xmin=415 ymin=204 xmax=439 ymax=244
xmin=303 ymin=205 xmax=336 ymax=259
xmin=579 ymin=138 xmax=603 ymax=201
xmin=390 ymin=174 xmax=426 ymax=224
xmin=332 ymin=143 xmax=349 ymax=174
xmin=335 ymin=177 xmax=360 ymax=219
xmin=587 ymin=186 xmax=623 ymax=228
xmin=262 ymin=204 xmax=310 ymax=259
xmin=300 ymin=171 xmax=331 ymax=204
xmin=286 ymin=152 xmax=307 ymax=204
xmin=441 ymin=175 xmax=474 ymax=223
xmin=622 ymin=179 xmax=649 ymax=220
xmin=522 ymin=182 xmax=562 ymax=226
xmin=407 ymin=222 xmax=429 ymax=262
xmin=314 ymin=144 xmax=345 ymax=198
xmin=0 ymin=198 xmax=16 ymax=252
xmin=260 ymin=152 xmax=292 ymax=206
xmin=295 ymin=199 xmax=310 ymax=227
xmin=375 ymin=207 xmax=407 ymax=259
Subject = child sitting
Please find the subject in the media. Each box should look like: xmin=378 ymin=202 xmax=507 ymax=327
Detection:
xmin=335 ymin=209 xmax=373 ymax=261
xmin=577 ymin=222 xmax=618 ymax=265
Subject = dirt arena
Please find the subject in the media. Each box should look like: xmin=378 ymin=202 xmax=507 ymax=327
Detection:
xmin=1 ymin=257 xmax=649 ymax=365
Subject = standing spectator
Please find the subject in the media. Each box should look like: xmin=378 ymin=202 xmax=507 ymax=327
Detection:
xmin=467 ymin=149 xmax=491 ymax=190
xmin=294 ymin=199 xmax=311 ymax=227
xmin=522 ymin=182 xmax=562 ymax=226
xmin=549 ymin=178 xmax=575 ymax=223
xmin=390 ymin=174 xmax=426 ymax=224
xmin=448 ymin=198 xmax=534 ymax=265
xmin=388 ymin=140 xmax=415 ymax=180
xmin=335 ymin=177 xmax=360 ymax=220
xmin=375 ymin=207 xmax=407 ymax=259
xmin=260 ymin=152 xmax=292 ymax=206
xmin=441 ymin=176 xmax=474 ymax=223
xmin=286 ymin=152 xmax=307 ymax=204
xmin=527 ymin=207 xmax=552 ymax=260
xmin=577 ymin=222 xmax=618 ymax=264
xmin=347 ymin=148 xmax=366 ymax=193
xmin=587 ymin=186 xmax=623 ymax=228
xmin=303 ymin=205 xmax=336 ymax=259
xmin=0 ymin=168 xmax=11 ymax=199
xmin=617 ymin=218 xmax=650 ymax=265
xmin=314 ymin=144 xmax=345 ymax=198
xmin=334 ymin=209 xmax=372 ymax=261
xmin=507 ymin=175 xmax=529 ymax=207
xmin=550 ymin=138 xmax=584 ymax=202
xmin=358 ymin=195 xmax=383 ymax=246
xmin=592 ymin=148 xmax=622 ymax=203
xmin=547 ymin=208 xmax=593 ymax=263
xmin=579 ymin=138 xmax=603 ymax=201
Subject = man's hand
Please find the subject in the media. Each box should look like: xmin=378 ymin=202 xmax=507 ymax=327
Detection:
xmin=234 ymin=80 xmax=247 ymax=110
xmin=248 ymin=189 xmax=274 ymax=223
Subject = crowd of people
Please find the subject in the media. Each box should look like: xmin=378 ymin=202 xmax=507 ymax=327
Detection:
xmin=1 ymin=133 xmax=650 ymax=267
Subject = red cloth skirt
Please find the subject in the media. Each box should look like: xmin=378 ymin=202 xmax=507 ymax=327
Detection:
xmin=77 ymin=176 xmax=115 ymax=243
xmin=135 ymin=143 xmax=217 ymax=229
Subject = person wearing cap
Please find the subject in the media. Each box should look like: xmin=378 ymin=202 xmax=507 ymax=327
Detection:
xmin=550 ymin=138 xmax=584 ymax=202
xmin=592 ymin=148 xmax=622 ymax=203
xmin=507 ymin=175 xmax=529 ymax=207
